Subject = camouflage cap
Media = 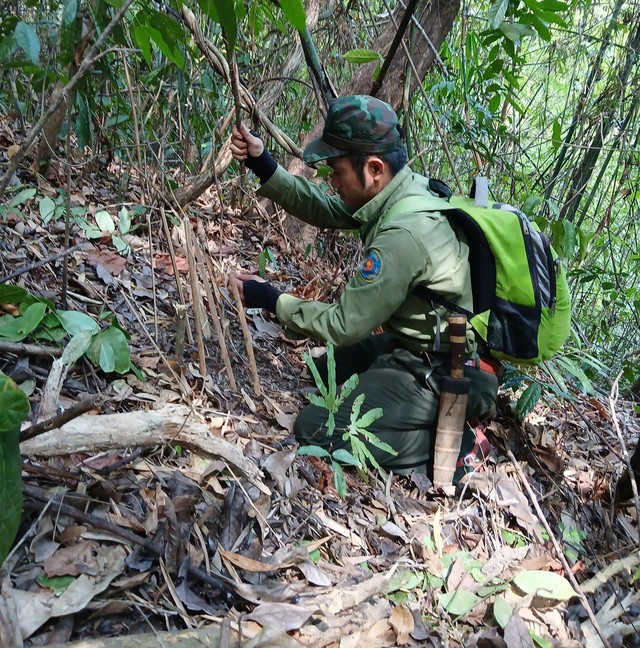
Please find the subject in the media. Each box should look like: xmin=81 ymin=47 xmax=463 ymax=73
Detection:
xmin=303 ymin=95 xmax=403 ymax=164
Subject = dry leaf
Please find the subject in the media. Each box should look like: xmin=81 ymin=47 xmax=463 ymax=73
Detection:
xmin=43 ymin=540 xmax=95 ymax=577
xmin=389 ymin=604 xmax=414 ymax=645
xmin=245 ymin=602 xmax=313 ymax=632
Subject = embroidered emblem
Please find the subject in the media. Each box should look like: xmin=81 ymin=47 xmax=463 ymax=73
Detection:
xmin=360 ymin=248 xmax=382 ymax=282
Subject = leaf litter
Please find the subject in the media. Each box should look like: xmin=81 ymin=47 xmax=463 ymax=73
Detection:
xmin=0 ymin=123 xmax=639 ymax=647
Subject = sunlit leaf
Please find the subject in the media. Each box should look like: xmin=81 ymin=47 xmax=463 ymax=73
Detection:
xmin=333 ymin=448 xmax=361 ymax=466
xmin=493 ymin=595 xmax=513 ymax=628
xmin=513 ymin=570 xmax=576 ymax=600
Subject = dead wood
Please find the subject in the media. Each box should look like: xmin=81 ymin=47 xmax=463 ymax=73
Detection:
xmin=20 ymin=394 xmax=101 ymax=442
xmin=0 ymin=341 xmax=62 ymax=358
xmin=20 ymin=404 xmax=264 ymax=487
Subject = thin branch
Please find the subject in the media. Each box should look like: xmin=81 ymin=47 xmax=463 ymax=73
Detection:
xmin=20 ymin=394 xmax=101 ymax=442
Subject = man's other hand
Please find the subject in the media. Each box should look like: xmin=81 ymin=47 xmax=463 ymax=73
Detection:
xmin=235 ymin=273 xmax=281 ymax=314
xmin=230 ymin=125 xmax=264 ymax=161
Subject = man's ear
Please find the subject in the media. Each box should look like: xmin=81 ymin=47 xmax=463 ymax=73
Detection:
xmin=366 ymin=156 xmax=386 ymax=180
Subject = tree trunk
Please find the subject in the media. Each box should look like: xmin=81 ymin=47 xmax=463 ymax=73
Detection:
xmin=282 ymin=0 xmax=460 ymax=245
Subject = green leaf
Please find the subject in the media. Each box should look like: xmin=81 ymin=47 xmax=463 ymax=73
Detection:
xmin=39 ymin=196 xmax=56 ymax=223
xmin=89 ymin=326 xmax=131 ymax=374
xmin=0 ymin=372 xmax=30 ymax=434
xmin=13 ymin=21 xmax=40 ymax=63
xmin=531 ymin=633 xmax=553 ymax=648
xmin=297 ymin=445 xmax=330 ymax=458
xmin=493 ymin=595 xmax=513 ymax=628
xmin=332 ymin=448 xmax=361 ymax=467
xmin=112 ymin=236 xmax=129 ymax=254
xmin=516 ymin=382 xmax=542 ymax=417
xmin=439 ymin=590 xmax=481 ymax=617
xmin=95 ymin=210 xmax=115 ymax=233
xmin=279 ymin=0 xmax=307 ymax=32
xmin=36 ymin=574 xmax=75 ymax=595
xmin=132 ymin=24 xmax=152 ymax=66
xmin=0 ymin=302 xmax=47 ymax=341
xmin=488 ymin=0 xmax=509 ymax=30
xmin=356 ymin=406 xmax=384 ymax=429
xmin=8 ymin=187 xmax=37 ymax=208
xmin=513 ymin=570 xmax=576 ymax=600
xmin=0 ymin=372 xmax=28 ymax=565
xmin=343 ymin=49 xmax=383 ymax=65
xmin=62 ymin=0 xmax=78 ymax=25
xmin=0 ymin=286 xmax=27 ymax=305
xmin=360 ymin=432 xmax=398 ymax=456
xmin=57 ymin=311 xmax=99 ymax=336
xmin=338 ymin=373 xmax=359 ymax=403
xmin=213 ymin=0 xmax=237 ymax=49
xmin=554 ymin=356 xmax=594 ymax=395
xmin=118 ymin=206 xmax=131 ymax=234
xmin=75 ymin=92 xmax=92 ymax=150
xmin=332 ymin=462 xmax=347 ymax=498
xmin=499 ymin=22 xmax=536 ymax=45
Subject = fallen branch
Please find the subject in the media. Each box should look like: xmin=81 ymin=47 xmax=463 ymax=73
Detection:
xmin=20 ymin=394 xmax=100 ymax=442
xmin=0 ymin=341 xmax=62 ymax=358
xmin=580 ymin=549 xmax=640 ymax=594
xmin=20 ymin=404 xmax=265 ymax=490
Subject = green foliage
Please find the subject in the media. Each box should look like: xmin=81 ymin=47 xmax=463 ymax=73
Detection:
xmin=0 ymin=372 xmax=30 ymax=566
xmin=298 ymin=344 xmax=396 ymax=497
xmin=0 ymin=285 xmax=134 ymax=375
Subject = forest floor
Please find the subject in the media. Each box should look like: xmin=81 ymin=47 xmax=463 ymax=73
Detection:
xmin=1 ymin=121 xmax=640 ymax=647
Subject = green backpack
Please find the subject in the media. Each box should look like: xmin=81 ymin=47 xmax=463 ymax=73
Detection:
xmin=386 ymin=190 xmax=572 ymax=365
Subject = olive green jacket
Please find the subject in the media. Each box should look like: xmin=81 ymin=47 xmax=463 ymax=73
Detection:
xmin=258 ymin=165 xmax=475 ymax=354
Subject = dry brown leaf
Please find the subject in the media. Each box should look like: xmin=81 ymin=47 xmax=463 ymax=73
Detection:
xmin=245 ymin=602 xmax=313 ymax=632
xmin=389 ymin=604 xmax=414 ymax=645
xmin=218 ymin=547 xmax=297 ymax=573
xmin=85 ymin=248 xmax=127 ymax=276
xmin=43 ymin=540 xmax=95 ymax=577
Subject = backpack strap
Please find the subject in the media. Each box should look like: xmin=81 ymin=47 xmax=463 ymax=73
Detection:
xmin=383 ymin=195 xmax=475 ymax=320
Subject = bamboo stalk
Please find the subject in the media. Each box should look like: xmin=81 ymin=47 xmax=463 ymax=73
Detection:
xmin=194 ymin=224 xmax=237 ymax=391
xmin=228 ymin=272 xmax=261 ymax=397
xmin=184 ymin=220 xmax=207 ymax=377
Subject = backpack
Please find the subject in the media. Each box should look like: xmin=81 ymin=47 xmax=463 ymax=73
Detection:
xmin=385 ymin=185 xmax=572 ymax=365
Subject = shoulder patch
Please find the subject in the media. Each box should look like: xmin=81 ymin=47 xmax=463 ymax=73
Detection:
xmin=360 ymin=248 xmax=383 ymax=282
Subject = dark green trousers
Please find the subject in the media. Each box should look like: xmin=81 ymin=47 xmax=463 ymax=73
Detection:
xmin=294 ymin=335 xmax=499 ymax=476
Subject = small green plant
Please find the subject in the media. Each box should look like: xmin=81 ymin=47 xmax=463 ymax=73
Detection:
xmin=0 ymin=285 xmax=138 ymax=376
xmin=0 ymin=371 xmax=30 ymax=565
xmin=297 ymin=343 xmax=397 ymax=497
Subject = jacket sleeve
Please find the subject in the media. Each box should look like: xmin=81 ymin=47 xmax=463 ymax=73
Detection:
xmin=275 ymin=226 xmax=426 ymax=345
xmin=257 ymin=165 xmax=359 ymax=230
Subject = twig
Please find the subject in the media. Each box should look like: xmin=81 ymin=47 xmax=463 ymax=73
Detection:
xmin=0 ymin=0 xmax=136 ymax=198
xmin=228 ymin=272 xmax=261 ymax=397
xmin=0 ymin=244 xmax=82 ymax=284
xmin=0 ymin=341 xmax=62 ymax=357
xmin=61 ymin=100 xmax=73 ymax=308
xmin=20 ymin=394 xmax=101 ymax=442
xmin=610 ymin=371 xmax=640 ymax=520
xmin=184 ymin=220 xmax=207 ymax=377
xmin=507 ymin=450 xmax=611 ymax=648
xmin=195 ymin=223 xmax=237 ymax=390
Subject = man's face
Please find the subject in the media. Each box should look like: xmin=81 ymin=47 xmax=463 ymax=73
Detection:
xmin=327 ymin=156 xmax=374 ymax=210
